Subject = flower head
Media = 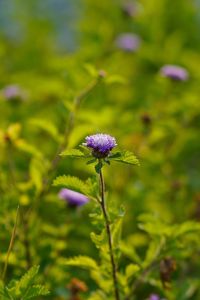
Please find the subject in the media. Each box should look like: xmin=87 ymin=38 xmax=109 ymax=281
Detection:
xmin=160 ymin=65 xmax=189 ymax=81
xmin=122 ymin=2 xmax=138 ymax=17
xmin=59 ymin=188 xmax=89 ymax=207
xmin=2 ymin=85 xmax=26 ymax=101
xmin=84 ymin=133 xmax=117 ymax=158
xmin=115 ymin=33 xmax=141 ymax=52
xmin=149 ymin=294 xmax=160 ymax=300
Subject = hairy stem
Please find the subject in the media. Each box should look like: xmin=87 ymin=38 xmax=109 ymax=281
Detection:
xmin=1 ymin=205 xmax=20 ymax=281
xmin=99 ymin=168 xmax=120 ymax=300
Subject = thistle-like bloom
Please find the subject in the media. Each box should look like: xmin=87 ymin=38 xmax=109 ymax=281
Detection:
xmin=2 ymin=85 xmax=25 ymax=101
xmin=115 ymin=33 xmax=141 ymax=52
xmin=149 ymin=295 xmax=160 ymax=300
xmin=160 ymin=65 xmax=189 ymax=81
xmin=59 ymin=188 xmax=89 ymax=207
xmin=84 ymin=133 xmax=117 ymax=158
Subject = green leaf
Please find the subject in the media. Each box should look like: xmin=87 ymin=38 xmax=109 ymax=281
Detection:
xmin=53 ymin=175 xmax=93 ymax=195
xmin=87 ymin=158 xmax=97 ymax=165
xmin=83 ymin=63 xmax=98 ymax=77
xmin=67 ymin=124 xmax=94 ymax=148
xmin=6 ymin=265 xmax=49 ymax=300
xmin=105 ymin=75 xmax=127 ymax=85
xmin=29 ymin=118 xmax=62 ymax=143
xmin=142 ymin=239 xmax=163 ymax=268
xmin=173 ymin=221 xmax=200 ymax=238
xmin=30 ymin=157 xmax=49 ymax=193
xmin=112 ymin=218 xmax=123 ymax=250
xmin=125 ymin=264 xmax=140 ymax=280
xmin=90 ymin=231 xmax=106 ymax=249
xmin=14 ymin=265 xmax=39 ymax=294
xmin=0 ymin=281 xmax=10 ymax=300
xmin=23 ymin=285 xmax=49 ymax=299
xmin=63 ymin=256 xmax=99 ymax=271
xmin=120 ymin=242 xmax=142 ymax=264
xmin=88 ymin=290 xmax=107 ymax=300
xmin=109 ymin=151 xmax=139 ymax=166
xmin=15 ymin=139 xmax=42 ymax=158
xmin=60 ymin=148 xmax=86 ymax=158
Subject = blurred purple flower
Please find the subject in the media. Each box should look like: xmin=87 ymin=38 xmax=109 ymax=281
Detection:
xmin=59 ymin=188 xmax=89 ymax=207
xmin=160 ymin=65 xmax=189 ymax=81
xmin=115 ymin=33 xmax=141 ymax=52
xmin=83 ymin=133 xmax=117 ymax=158
xmin=149 ymin=294 xmax=160 ymax=300
xmin=122 ymin=2 xmax=138 ymax=17
xmin=2 ymin=85 xmax=26 ymax=101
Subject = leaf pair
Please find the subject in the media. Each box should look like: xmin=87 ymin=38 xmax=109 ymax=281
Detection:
xmin=61 ymin=148 xmax=140 ymax=166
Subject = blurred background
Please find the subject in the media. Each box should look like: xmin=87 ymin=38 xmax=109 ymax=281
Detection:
xmin=0 ymin=0 xmax=200 ymax=299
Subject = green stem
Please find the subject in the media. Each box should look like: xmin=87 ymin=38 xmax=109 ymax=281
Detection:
xmin=99 ymin=168 xmax=120 ymax=300
xmin=21 ymin=212 xmax=32 ymax=269
xmin=1 ymin=205 xmax=20 ymax=281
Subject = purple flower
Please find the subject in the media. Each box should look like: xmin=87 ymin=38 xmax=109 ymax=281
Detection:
xmin=122 ymin=2 xmax=138 ymax=17
xmin=149 ymin=294 xmax=160 ymax=300
xmin=59 ymin=188 xmax=89 ymax=207
xmin=160 ymin=65 xmax=189 ymax=81
xmin=2 ymin=85 xmax=26 ymax=101
xmin=115 ymin=33 xmax=141 ymax=52
xmin=83 ymin=134 xmax=117 ymax=158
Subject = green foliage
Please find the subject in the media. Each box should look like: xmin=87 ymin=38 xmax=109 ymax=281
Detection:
xmin=63 ymin=256 xmax=99 ymax=271
xmin=60 ymin=148 xmax=86 ymax=158
xmin=125 ymin=264 xmax=140 ymax=281
xmin=29 ymin=119 xmax=62 ymax=143
xmin=0 ymin=0 xmax=200 ymax=299
xmin=109 ymin=151 xmax=140 ymax=166
xmin=0 ymin=266 xmax=49 ymax=299
xmin=53 ymin=175 xmax=97 ymax=197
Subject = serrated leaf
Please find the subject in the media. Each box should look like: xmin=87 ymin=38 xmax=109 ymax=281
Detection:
xmin=6 ymin=266 xmax=49 ymax=300
xmin=53 ymin=175 xmax=93 ymax=195
xmin=60 ymin=148 xmax=85 ymax=158
xmin=109 ymin=151 xmax=139 ymax=166
xmin=90 ymin=231 xmax=106 ymax=249
xmin=173 ymin=221 xmax=200 ymax=238
xmin=23 ymin=285 xmax=49 ymax=299
xmin=64 ymin=256 xmax=99 ymax=270
xmin=15 ymin=265 xmax=39 ymax=293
